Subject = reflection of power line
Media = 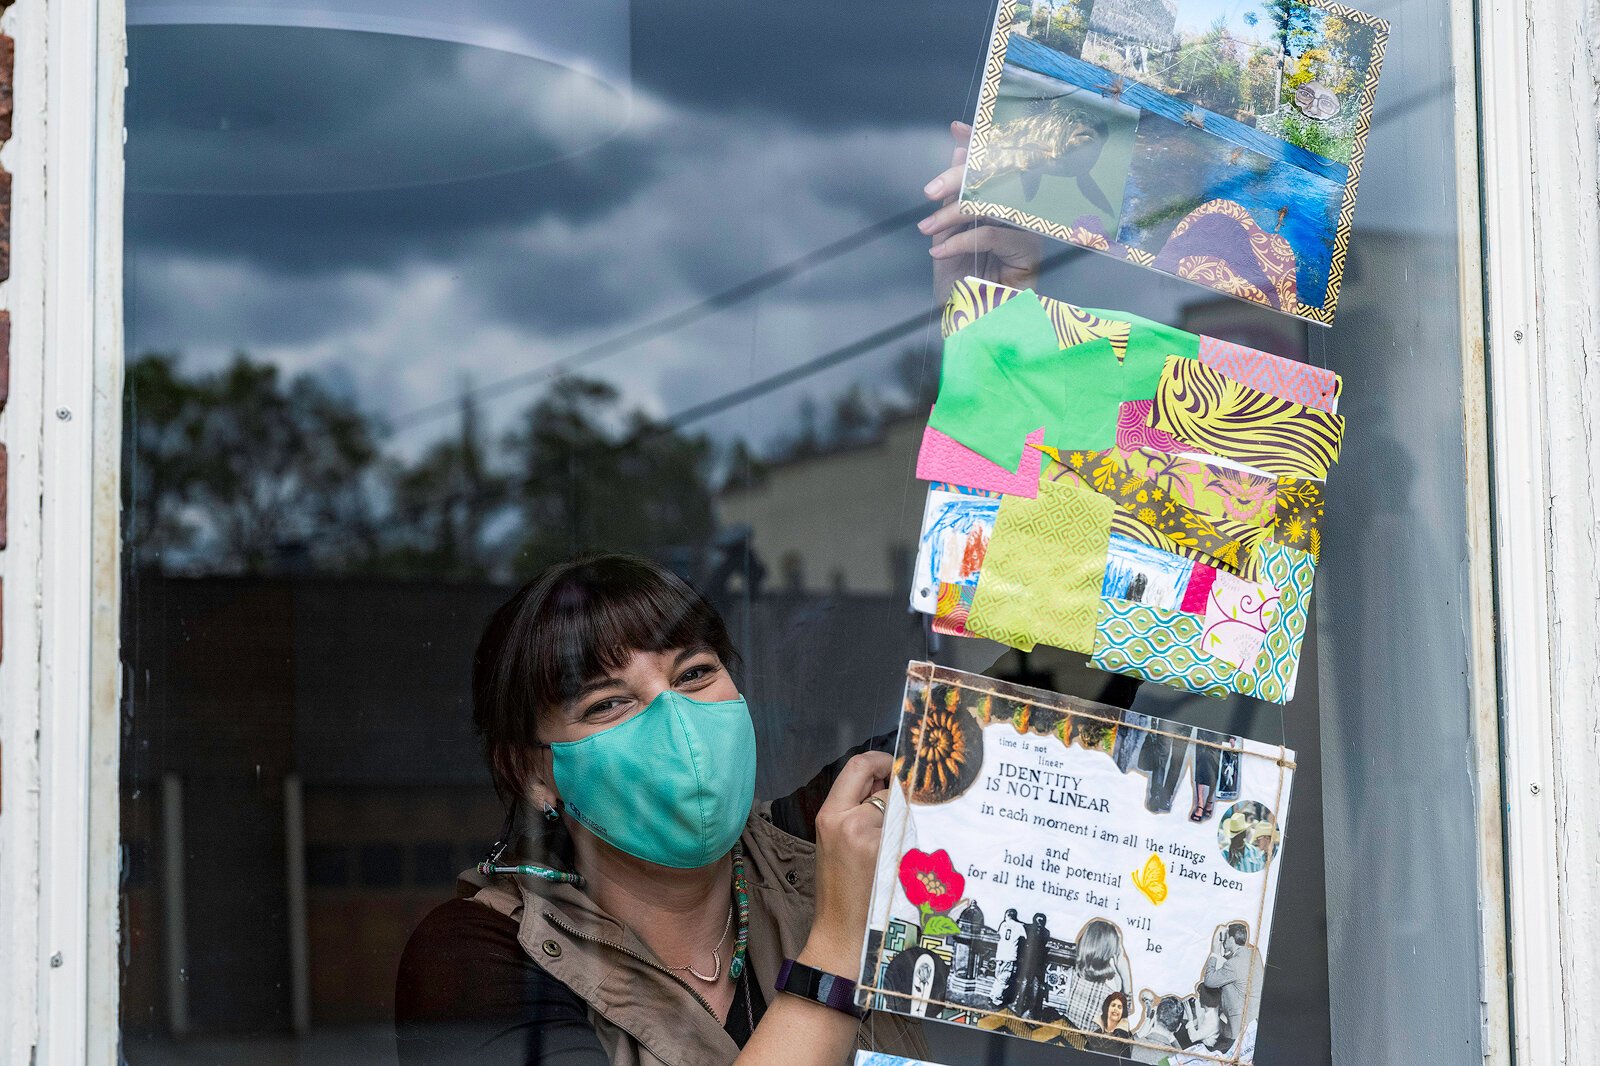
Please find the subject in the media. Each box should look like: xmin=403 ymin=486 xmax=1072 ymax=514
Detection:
xmin=385 ymin=203 xmax=932 ymax=435
xmin=661 ymin=248 xmax=1083 ymax=433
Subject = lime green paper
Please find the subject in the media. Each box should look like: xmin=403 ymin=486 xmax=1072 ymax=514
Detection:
xmin=967 ymin=479 xmax=1114 ymax=653
xmin=928 ymin=291 xmax=1064 ymax=470
xmin=1083 ymin=307 xmax=1201 ymax=400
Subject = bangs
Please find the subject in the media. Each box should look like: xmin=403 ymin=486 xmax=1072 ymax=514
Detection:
xmin=529 ymin=560 xmax=734 ymax=709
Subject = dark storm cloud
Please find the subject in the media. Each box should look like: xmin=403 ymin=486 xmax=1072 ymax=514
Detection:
xmin=125 ymin=1 xmax=990 ymax=274
xmin=125 ymin=132 xmax=669 ymax=275
xmin=628 ymin=0 xmax=997 ymax=128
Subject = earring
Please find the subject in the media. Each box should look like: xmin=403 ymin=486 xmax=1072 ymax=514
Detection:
xmin=542 ymin=801 xmax=561 ymax=822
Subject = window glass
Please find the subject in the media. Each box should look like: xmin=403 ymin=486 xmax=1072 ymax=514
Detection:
xmin=120 ymin=1 xmax=1483 ymax=1062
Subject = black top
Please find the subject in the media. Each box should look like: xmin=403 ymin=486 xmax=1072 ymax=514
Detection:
xmin=394 ymin=733 xmax=893 ymax=1066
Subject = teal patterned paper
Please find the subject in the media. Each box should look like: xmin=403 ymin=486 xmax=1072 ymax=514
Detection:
xmin=1090 ymin=598 xmax=1236 ymax=699
xmin=1233 ymin=543 xmax=1316 ymax=702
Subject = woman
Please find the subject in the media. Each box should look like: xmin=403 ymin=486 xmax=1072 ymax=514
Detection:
xmin=395 ymin=121 xmax=1042 ymax=1064
xmin=1058 ymin=918 xmax=1134 ymax=1032
xmin=1084 ymin=991 xmax=1133 ymax=1057
xmin=395 ymin=553 xmax=927 ymax=1065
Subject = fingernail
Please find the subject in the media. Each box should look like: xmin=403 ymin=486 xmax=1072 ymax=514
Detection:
xmin=929 ymin=242 xmax=946 ymax=257
xmin=917 ymin=216 xmax=935 ymax=233
xmin=924 ymin=178 xmax=943 ymax=198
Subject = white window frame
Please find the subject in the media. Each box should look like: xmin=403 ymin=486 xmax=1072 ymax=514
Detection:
xmin=0 ymin=0 xmax=124 ymax=1061
xmin=1476 ymin=0 xmax=1600 ymax=1060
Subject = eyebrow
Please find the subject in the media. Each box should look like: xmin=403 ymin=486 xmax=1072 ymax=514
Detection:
xmin=568 ymin=674 xmax=625 ymax=702
xmin=673 ymin=644 xmax=715 ymax=666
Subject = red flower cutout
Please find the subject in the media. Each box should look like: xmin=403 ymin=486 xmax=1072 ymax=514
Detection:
xmin=898 ymin=848 xmax=965 ymax=913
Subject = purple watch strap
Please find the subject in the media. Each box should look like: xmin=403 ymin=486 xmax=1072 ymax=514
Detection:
xmin=776 ymin=958 xmax=864 ymax=1018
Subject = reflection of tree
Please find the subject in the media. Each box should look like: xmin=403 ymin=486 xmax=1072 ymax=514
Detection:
xmin=124 ymin=352 xmax=721 ymax=578
xmin=509 ymin=377 xmax=716 ymax=575
xmin=124 ymin=351 xmax=383 ymax=573
xmin=384 ymin=389 xmax=506 ymax=577
xmin=125 ymin=341 xmax=937 ymax=579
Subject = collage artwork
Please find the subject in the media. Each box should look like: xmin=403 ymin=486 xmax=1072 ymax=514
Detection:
xmin=855 ymin=663 xmax=1294 ymax=1064
xmin=911 ymin=276 xmax=1340 ymax=704
xmin=962 ymin=0 xmax=1389 ymax=324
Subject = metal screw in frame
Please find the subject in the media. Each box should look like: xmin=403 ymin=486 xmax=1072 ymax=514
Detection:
xmin=1529 ymin=782 xmax=1541 ymax=795
xmin=55 ymin=407 xmax=71 ymax=421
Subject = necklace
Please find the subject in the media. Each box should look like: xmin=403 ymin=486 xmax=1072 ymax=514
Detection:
xmin=666 ymin=844 xmax=752 ymax=984
xmin=668 ymin=902 xmax=733 ymax=982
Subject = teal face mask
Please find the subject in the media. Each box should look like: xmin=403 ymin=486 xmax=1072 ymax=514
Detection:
xmin=550 ymin=690 xmax=756 ymax=869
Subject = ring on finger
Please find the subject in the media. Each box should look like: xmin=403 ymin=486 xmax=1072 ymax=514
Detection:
xmin=864 ymin=796 xmax=888 ymax=814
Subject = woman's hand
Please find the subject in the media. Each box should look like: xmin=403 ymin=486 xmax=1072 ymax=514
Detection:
xmin=922 ymin=120 xmax=1043 ymax=302
xmin=798 ymin=750 xmax=893 ymax=976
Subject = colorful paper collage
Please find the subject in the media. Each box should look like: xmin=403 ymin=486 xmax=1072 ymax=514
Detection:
xmin=959 ymin=0 xmax=1390 ymax=324
xmin=1116 ymin=399 xmax=1187 ymax=452
xmin=859 ymin=663 xmax=1294 ymax=1062
xmin=908 ymin=277 xmax=1343 ymax=706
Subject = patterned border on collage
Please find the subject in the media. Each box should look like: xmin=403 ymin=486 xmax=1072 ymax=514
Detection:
xmin=962 ymin=0 xmax=1391 ymax=327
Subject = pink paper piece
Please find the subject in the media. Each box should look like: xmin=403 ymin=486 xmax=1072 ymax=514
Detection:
xmin=1116 ymin=400 xmax=1187 ymax=453
xmin=1201 ymin=571 xmax=1282 ymax=668
xmin=1180 ymin=563 xmax=1218 ymax=615
xmin=1199 ymin=336 xmax=1342 ymax=413
xmin=917 ymin=424 xmax=1046 ymax=497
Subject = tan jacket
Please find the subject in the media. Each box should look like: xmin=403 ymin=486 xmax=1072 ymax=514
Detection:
xmin=462 ymin=810 xmax=929 ymax=1066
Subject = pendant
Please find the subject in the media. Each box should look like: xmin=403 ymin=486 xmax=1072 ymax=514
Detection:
xmin=685 ymin=947 xmax=721 ymax=983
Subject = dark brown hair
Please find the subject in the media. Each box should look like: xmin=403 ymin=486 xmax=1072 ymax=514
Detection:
xmin=472 ymin=553 xmax=740 ymax=802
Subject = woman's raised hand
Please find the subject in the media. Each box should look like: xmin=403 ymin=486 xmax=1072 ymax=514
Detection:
xmin=922 ymin=120 xmax=1042 ymax=302
xmin=798 ymin=750 xmax=894 ymax=976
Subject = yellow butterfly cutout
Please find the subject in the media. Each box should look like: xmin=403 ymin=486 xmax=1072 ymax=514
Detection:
xmin=1132 ymin=853 xmax=1168 ymax=905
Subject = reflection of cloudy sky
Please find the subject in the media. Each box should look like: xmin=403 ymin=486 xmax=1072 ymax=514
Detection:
xmin=124 ymin=0 xmax=996 ymax=458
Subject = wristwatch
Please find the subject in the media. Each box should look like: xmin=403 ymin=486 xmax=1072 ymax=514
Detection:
xmin=775 ymin=958 xmax=864 ymax=1018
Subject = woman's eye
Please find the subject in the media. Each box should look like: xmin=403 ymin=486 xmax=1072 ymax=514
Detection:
xmin=584 ymin=697 xmax=631 ymax=719
xmin=676 ymin=663 xmax=717 ymax=685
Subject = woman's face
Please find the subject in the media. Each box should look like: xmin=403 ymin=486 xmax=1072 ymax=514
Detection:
xmin=540 ymin=644 xmax=739 ymax=744
xmin=1106 ymin=997 xmax=1124 ymax=1030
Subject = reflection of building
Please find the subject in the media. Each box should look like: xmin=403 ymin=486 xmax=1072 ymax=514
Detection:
xmin=715 ymin=416 xmax=924 ymax=596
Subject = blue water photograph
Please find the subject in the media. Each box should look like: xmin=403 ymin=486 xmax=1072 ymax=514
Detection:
xmin=1117 ymin=110 xmax=1344 ymax=308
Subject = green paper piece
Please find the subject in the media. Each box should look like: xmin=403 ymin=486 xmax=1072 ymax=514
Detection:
xmin=929 ymin=290 xmax=1128 ymax=464
xmin=967 ymin=479 xmax=1114 ymax=653
xmin=927 ymin=290 xmax=1064 ymax=470
xmin=1045 ymin=337 xmax=1124 ymax=450
xmin=1083 ymin=307 xmax=1201 ymax=400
